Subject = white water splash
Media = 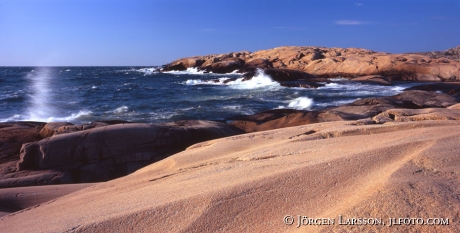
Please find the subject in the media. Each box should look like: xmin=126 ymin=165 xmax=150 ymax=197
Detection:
xmin=26 ymin=68 xmax=59 ymax=121
xmin=185 ymin=68 xmax=280 ymax=89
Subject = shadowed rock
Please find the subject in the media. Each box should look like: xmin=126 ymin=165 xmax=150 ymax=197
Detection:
xmin=17 ymin=120 xmax=243 ymax=183
xmin=405 ymin=83 xmax=460 ymax=97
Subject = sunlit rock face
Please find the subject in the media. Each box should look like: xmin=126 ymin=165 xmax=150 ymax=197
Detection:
xmin=162 ymin=46 xmax=460 ymax=82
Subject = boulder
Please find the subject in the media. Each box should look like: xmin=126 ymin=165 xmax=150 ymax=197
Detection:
xmin=228 ymin=110 xmax=319 ymax=133
xmin=54 ymin=120 xmax=130 ymax=135
xmin=405 ymin=83 xmax=460 ymax=97
xmin=17 ymin=120 xmax=243 ymax=183
xmin=351 ymin=75 xmax=393 ymax=86
xmin=0 ymin=122 xmax=45 ymax=162
xmin=372 ymin=108 xmax=460 ymax=124
xmin=39 ymin=122 xmax=73 ymax=138
xmin=203 ymin=57 xmax=245 ymax=73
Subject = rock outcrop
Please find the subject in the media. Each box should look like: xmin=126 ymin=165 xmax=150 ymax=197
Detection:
xmin=229 ymin=90 xmax=459 ymax=132
xmin=16 ymin=120 xmax=243 ymax=183
xmin=162 ymin=46 xmax=460 ymax=82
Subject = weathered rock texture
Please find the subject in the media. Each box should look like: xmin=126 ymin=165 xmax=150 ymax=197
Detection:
xmin=16 ymin=120 xmax=243 ymax=183
xmin=0 ymin=122 xmax=66 ymax=188
xmin=2 ymin=120 xmax=460 ymax=232
xmin=163 ymin=46 xmax=460 ymax=82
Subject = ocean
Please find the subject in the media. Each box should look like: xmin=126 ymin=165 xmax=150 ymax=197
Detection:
xmin=0 ymin=67 xmax=421 ymax=124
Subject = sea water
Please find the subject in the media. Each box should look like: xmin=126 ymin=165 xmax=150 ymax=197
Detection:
xmin=0 ymin=67 xmax=421 ymax=124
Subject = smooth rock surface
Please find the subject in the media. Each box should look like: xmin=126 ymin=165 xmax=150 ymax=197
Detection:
xmin=17 ymin=120 xmax=243 ymax=183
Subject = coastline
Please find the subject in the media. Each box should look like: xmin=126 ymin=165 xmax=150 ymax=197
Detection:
xmin=1 ymin=46 xmax=460 ymax=232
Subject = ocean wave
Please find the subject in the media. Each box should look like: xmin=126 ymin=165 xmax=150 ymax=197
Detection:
xmin=0 ymin=110 xmax=95 ymax=123
xmin=31 ymin=110 xmax=94 ymax=123
xmin=278 ymin=97 xmax=314 ymax=110
xmin=163 ymin=67 xmax=206 ymax=75
xmin=166 ymin=67 xmax=241 ymax=76
xmin=137 ymin=67 xmax=159 ymax=75
xmin=0 ymin=114 xmax=23 ymax=122
xmin=184 ymin=68 xmax=280 ymax=90
xmin=328 ymin=77 xmax=349 ymax=81
xmin=113 ymin=106 xmax=129 ymax=114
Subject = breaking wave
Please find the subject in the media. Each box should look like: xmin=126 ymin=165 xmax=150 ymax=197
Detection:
xmin=278 ymin=97 xmax=314 ymax=110
xmin=184 ymin=68 xmax=280 ymax=89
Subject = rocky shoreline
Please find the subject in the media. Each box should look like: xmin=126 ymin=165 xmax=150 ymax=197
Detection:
xmin=1 ymin=46 xmax=460 ymax=222
xmin=162 ymin=46 xmax=460 ymax=83
xmin=1 ymin=87 xmax=460 ymax=190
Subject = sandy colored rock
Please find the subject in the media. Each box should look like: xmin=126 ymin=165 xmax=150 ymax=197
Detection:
xmin=1 ymin=121 xmax=459 ymax=232
xmin=351 ymin=75 xmax=392 ymax=85
xmin=0 ymin=183 xmax=93 ymax=217
xmin=447 ymin=103 xmax=460 ymax=109
xmin=163 ymin=46 xmax=460 ymax=82
xmin=373 ymin=108 xmax=460 ymax=123
xmin=39 ymin=122 xmax=73 ymax=138
xmin=229 ymin=110 xmax=319 ymax=133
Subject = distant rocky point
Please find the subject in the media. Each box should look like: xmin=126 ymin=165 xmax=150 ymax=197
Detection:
xmin=162 ymin=46 xmax=460 ymax=82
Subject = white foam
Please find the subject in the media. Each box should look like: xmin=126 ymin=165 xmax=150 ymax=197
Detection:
xmin=279 ymin=97 xmax=314 ymax=110
xmin=137 ymin=67 xmax=158 ymax=76
xmin=164 ymin=67 xmax=206 ymax=75
xmin=185 ymin=77 xmax=230 ymax=86
xmin=328 ymin=77 xmax=349 ymax=81
xmin=227 ymin=69 xmax=280 ymax=89
xmin=113 ymin=106 xmax=128 ymax=114
xmin=23 ymin=110 xmax=94 ymax=123
xmin=0 ymin=114 xmax=24 ymax=122
xmin=166 ymin=67 xmax=242 ymax=76
xmin=184 ymin=68 xmax=280 ymax=90
xmin=92 ymin=86 xmax=97 ymax=89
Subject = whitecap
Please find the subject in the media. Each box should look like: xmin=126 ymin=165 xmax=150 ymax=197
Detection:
xmin=0 ymin=114 xmax=24 ymax=122
xmin=184 ymin=77 xmax=230 ymax=85
xmin=227 ymin=69 xmax=280 ymax=89
xmin=137 ymin=67 xmax=159 ymax=76
xmin=24 ymin=110 xmax=94 ymax=123
xmin=164 ymin=67 xmax=206 ymax=75
xmin=328 ymin=77 xmax=349 ymax=81
xmin=184 ymin=68 xmax=280 ymax=90
xmin=113 ymin=106 xmax=129 ymax=114
xmin=281 ymin=97 xmax=314 ymax=110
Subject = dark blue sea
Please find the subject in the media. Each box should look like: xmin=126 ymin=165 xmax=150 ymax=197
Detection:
xmin=0 ymin=67 xmax=421 ymax=124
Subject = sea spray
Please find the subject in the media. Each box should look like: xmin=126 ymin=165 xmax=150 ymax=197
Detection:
xmin=184 ymin=68 xmax=280 ymax=89
xmin=286 ymin=97 xmax=314 ymax=110
xmin=26 ymin=68 xmax=58 ymax=121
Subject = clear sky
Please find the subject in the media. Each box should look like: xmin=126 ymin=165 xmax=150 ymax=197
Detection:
xmin=1 ymin=0 xmax=459 ymax=66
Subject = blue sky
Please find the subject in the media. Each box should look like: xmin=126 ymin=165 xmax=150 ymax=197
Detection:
xmin=0 ymin=0 xmax=459 ymax=66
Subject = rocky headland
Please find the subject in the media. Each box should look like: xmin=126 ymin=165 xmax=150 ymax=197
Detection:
xmin=1 ymin=46 xmax=460 ymax=231
xmin=163 ymin=46 xmax=460 ymax=85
